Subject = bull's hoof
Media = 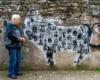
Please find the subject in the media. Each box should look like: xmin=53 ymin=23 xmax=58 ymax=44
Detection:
xmin=48 ymin=59 xmax=54 ymax=66
xmin=49 ymin=61 xmax=54 ymax=66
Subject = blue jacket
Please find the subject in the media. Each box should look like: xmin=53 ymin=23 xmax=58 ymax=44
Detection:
xmin=4 ymin=21 xmax=24 ymax=49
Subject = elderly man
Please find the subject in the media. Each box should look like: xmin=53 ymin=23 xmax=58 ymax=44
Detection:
xmin=4 ymin=14 xmax=25 ymax=79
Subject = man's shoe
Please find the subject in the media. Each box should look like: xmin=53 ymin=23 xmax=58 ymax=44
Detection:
xmin=9 ymin=75 xmax=17 ymax=79
xmin=15 ymin=73 xmax=23 ymax=76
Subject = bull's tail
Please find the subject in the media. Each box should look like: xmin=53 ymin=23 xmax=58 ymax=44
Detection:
xmin=83 ymin=24 xmax=92 ymax=37
xmin=84 ymin=24 xmax=100 ymax=50
xmin=90 ymin=44 xmax=100 ymax=50
xmin=83 ymin=24 xmax=93 ymax=49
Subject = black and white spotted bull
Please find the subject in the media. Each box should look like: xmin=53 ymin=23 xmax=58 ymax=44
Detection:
xmin=24 ymin=10 xmax=92 ymax=66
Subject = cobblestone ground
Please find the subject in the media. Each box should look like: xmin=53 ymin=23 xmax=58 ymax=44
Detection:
xmin=0 ymin=71 xmax=100 ymax=80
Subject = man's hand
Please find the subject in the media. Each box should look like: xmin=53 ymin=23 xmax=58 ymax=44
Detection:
xmin=22 ymin=37 xmax=26 ymax=42
xmin=19 ymin=37 xmax=23 ymax=42
xmin=19 ymin=37 xmax=26 ymax=44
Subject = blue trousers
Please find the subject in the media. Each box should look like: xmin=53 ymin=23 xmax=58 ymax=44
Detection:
xmin=7 ymin=48 xmax=22 ymax=77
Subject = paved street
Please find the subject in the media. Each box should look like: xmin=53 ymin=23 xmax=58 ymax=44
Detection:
xmin=0 ymin=71 xmax=100 ymax=80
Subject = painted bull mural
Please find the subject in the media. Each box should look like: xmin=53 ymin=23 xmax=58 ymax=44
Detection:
xmin=24 ymin=8 xmax=92 ymax=66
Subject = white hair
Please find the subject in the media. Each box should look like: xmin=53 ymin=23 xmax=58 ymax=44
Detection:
xmin=12 ymin=14 xmax=20 ymax=20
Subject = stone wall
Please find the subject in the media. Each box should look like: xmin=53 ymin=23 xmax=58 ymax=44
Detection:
xmin=0 ymin=0 xmax=100 ymax=70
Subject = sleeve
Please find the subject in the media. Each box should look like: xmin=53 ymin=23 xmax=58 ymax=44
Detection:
xmin=19 ymin=28 xmax=25 ymax=38
xmin=7 ymin=24 xmax=20 ymax=42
